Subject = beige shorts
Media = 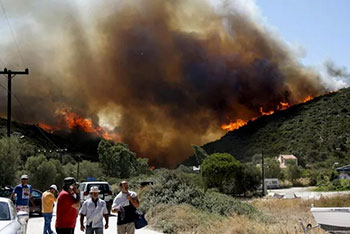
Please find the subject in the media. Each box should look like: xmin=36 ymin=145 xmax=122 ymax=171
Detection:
xmin=16 ymin=205 xmax=29 ymax=213
xmin=117 ymin=222 xmax=135 ymax=234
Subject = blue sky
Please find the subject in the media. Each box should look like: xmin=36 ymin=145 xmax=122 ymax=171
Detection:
xmin=255 ymin=0 xmax=350 ymax=69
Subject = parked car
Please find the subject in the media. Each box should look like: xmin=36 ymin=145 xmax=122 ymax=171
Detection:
xmin=0 ymin=187 xmax=13 ymax=199
xmin=0 ymin=197 xmax=28 ymax=234
xmin=29 ymin=189 xmax=42 ymax=216
xmin=0 ymin=187 xmax=42 ymax=216
xmin=79 ymin=181 xmax=113 ymax=212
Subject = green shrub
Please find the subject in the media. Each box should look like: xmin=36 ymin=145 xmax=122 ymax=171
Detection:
xmin=200 ymin=191 xmax=259 ymax=217
xmin=0 ymin=138 xmax=21 ymax=187
xmin=138 ymin=169 xmax=259 ymax=218
xmin=201 ymin=153 xmax=241 ymax=192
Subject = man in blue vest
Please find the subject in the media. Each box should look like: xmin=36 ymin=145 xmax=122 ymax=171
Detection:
xmin=10 ymin=174 xmax=36 ymax=214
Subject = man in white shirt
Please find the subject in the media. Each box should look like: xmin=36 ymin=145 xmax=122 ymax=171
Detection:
xmin=112 ymin=181 xmax=139 ymax=234
xmin=79 ymin=186 xmax=109 ymax=234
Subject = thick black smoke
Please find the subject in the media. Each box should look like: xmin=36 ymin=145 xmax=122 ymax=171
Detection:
xmin=0 ymin=0 xmax=327 ymax=166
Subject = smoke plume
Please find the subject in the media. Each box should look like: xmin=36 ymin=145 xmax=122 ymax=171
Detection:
xmin=0 ymin=0 xmax=329 ymax=166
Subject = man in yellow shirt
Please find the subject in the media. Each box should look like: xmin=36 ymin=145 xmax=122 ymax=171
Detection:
xmin=42 ymin=184 xmax=58 ymax=234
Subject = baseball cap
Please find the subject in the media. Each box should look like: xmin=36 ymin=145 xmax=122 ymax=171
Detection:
xmin=21 ymin=175 xmax=28 ymax=180
xmin=63 ymin=177 xmax=77 ymax=186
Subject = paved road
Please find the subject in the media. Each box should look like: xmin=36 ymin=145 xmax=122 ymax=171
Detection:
xmin=267 ymin=186 xmax=350 ymax=199
xmin=27 ymin=214 xmax=162 ymax=234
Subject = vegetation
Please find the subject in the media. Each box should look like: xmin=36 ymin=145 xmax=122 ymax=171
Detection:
xmin=201 ymin=153 xmax=241 ymax=192
xmin=286 ymin=165 xmax=302 ymax=186
xmin=98 ymin=139 xmax=151 ymax=178
xmin=184 ymin=88 xmax=350 ymax=172
xmin=134 ymin=169 xmax=262 ymax=233
xmin=192 ymin=144 xmax=208 ymax=165
xmin=0 ymin=137 xmax=151 ymax=190
xmin=1 ymin=88 xmax=350 ymax=233
xmin=264 ymin=158 xmax=284 ymax=180
xmin=0 ymin=138 xmax=21 ymax=187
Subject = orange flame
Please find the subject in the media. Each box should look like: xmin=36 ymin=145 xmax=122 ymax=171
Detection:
xmin=39 ymin=109 xmax=121 ymax=142
xmin=260 ymin=107 xmax=274 ymax=116
xmin=302 ymin=96 xmax=313 ymax=103
xmin=38 ymin=123 xmax=59 ymax=133
xmin=220 ymin=95 xmax=317 ymax=132
xmin=278 ymin=102 xmax=290 ymax=110
xmin=221 ymin=119 xmax=248 ymax=131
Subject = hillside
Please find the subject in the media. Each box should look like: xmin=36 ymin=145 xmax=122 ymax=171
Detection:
xmin=0 ymin=118 xmax=100 ymax=161
xmin=184 ymin=87 xmax=350 ymax=168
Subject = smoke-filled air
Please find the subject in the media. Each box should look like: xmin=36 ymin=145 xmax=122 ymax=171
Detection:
xmin=0 ymin=0 xmax=336 ymax=166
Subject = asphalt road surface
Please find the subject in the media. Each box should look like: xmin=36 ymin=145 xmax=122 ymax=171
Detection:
xmin=27 ymin=214 xmax=162 ymax=234
xmin=267 ymin=186 xmax=350 ymax=199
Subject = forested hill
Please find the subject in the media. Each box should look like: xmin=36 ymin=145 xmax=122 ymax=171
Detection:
xmin=0 ymin=118 xmax=100 ymax=161
xmin=184 ymin=87 xmax=350 ymax=168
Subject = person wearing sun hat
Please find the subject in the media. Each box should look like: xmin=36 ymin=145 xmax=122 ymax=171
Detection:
xmin=42 ymin=184 xmax=58 ymax=234
xmin=79 ymin=186 xmax=109 ymax=234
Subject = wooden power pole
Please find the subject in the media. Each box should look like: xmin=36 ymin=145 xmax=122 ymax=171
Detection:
xmin=261 ymin=151 xmax=265 ymax=197
xmin=0 ymin=68 xmax=29 ymax=137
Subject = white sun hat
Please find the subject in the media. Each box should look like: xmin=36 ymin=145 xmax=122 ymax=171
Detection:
xmin=89 ymin=186 xmax=100 ymax=193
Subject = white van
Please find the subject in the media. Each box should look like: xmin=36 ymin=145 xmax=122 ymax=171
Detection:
xmin=264 ymin=178 xmax=280 ymax=189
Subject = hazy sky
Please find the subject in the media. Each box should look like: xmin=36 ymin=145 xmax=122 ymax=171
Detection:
xmin=256 ymin=0 xmax=350 ymax=69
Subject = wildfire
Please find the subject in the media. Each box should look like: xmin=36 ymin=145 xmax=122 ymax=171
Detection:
xmin=221 ymin=119 xmax=248 ymax=131
xmin=260 ymin=107 xmax=274 ymax=116
xmin=39 ymin=109 xmax=121 ymax=142
xmin=221 ymin=96 xmax=317 ymax=132
xmin=302 ymin=96 xmax=313 ymax=103
xmin=278 ymin=102 xmax=290 ymax=110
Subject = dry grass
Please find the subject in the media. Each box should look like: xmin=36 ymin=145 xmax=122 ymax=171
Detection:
xmin=146 ymin=195 xmax=350 ymax=234
xmin=146 ymin=203 xmax=227 ymax=234
xmin=246 ymin=198 xmax=325 ymax=234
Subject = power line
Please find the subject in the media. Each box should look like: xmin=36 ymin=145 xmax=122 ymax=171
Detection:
xmin=0 ymin=0 xmax=25 ymax=67
xmin=0 ymin=72 xmax=61 ymax=149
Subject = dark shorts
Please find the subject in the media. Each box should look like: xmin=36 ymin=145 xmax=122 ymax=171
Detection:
xmin=56 ymin=227 xmax=74 ymax=234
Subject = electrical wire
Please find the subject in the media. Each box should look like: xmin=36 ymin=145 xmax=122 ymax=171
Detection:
xmin=0 ymin=79 xmax=61 ymax=149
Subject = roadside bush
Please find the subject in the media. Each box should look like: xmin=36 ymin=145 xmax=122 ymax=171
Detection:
xmin=138 ymin=170 xmax=204 ymax=212
xmin=138 ymin=169 xmax=259 ymax=219
xmin=200 ymin=191 xmax=259 ymax=217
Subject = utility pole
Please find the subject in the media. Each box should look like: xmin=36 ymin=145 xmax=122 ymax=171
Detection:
xmin=0 ymin=68 xmax=29 ymax=137
xmin=76 ymin=154 xmax=81 ymax=181
xmin=261 ymin=151 xmax=265 ymax=197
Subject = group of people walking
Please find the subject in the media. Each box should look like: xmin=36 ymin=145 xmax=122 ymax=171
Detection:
xmin=11 ymin=175 xmax=140 ymax=234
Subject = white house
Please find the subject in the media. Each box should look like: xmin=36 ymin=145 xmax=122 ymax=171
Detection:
xmin=277 ymin=154 xmax=298 ymax=168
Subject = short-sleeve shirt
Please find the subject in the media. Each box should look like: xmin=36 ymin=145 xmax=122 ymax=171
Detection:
xmin=42 ymin=191 xmax=56 ymax=213
xmin=13 ymin=184 xmax=32 ymax=206
xmin=55 ymin=190 xmax=78 ymax=228
xmin=79 ymin=198 xmax=108 ymax=228
xmin=112 ymin=191 xmax=137 ymax=225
